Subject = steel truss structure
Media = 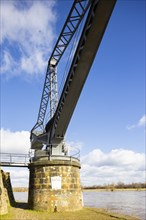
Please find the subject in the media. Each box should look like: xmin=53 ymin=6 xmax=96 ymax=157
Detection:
xmin=31 ymin=0 xmax=91 ymax=136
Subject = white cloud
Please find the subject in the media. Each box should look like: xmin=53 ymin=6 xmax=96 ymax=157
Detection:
xmin=67 ymin=141 xmax=83 ymax=149
xmin=0 ymin=128 xmax=30 ymax=154
xmin=1 ymin=129 xmax=145 ymax=187
xmin=127 ymin=115 xmax=146 ymax=130
xmin=81 ymin=148 xmax=145 ymax=186
xmin=126 ymin=124 xmax=136 ymax=130
xmin=138 ymin=115 xmax=146 ymax=127
xmin=1 ymin=51 xmax=16 ymax=74
xmin=1 ymin=0 xmax=57 ymax=77
xmin=2 ymin=167 xmax=29 ymax=188
xmin=0 ymin=129 xmax=30 ymax=187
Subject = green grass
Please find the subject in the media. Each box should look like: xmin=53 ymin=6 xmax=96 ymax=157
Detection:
xmin=0 ymin=206 xmax=139 ymax=220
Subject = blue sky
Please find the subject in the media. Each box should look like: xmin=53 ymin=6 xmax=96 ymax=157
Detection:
xmin=0 ymin=0 xmax=145 ymax=187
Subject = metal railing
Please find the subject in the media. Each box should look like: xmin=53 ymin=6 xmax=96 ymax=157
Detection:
xmin=0 ymin=153 xmax=29 ymax=167
xmin=0 ymin=145 xmax=80 ymax=167
xmin=30 ymin=144 xmax=80 ymax=162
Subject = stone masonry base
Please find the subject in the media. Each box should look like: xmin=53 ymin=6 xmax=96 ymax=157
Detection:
xmin=28 ymin=159 xmax=83 ymax=212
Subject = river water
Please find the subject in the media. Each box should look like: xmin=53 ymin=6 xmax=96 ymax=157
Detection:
xmin=83 ymin=191 xmax=145 ymax=220
xmin=14 ymin=190 xmax=145 ymax=220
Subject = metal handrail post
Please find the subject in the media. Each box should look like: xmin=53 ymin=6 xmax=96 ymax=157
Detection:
xmin=10 ymin=154 xmax=12 ymax=165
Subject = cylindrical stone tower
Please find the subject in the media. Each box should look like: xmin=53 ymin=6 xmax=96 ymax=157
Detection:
xmin=28 ymin=156 xmax=83 ymax=212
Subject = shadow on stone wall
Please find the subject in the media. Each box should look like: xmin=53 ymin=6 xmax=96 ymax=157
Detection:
xmin=1 ymin=170 xmax=15 ymax=206
xmin=0 ymin=169 xmax=9 ymax=215
xmin=0 ymin=169 xmax=16 ymax=215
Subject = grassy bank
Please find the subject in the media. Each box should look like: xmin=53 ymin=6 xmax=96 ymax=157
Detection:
xmin=13 ymin=187 xmax=28 ymax=192
xmin=1 ymin=204 xmax=139 ymax=220
xmin=12 ymin=187 xmax=146 ymax=192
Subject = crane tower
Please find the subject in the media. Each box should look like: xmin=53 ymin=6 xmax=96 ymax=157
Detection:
xmin=28 ymin=0 xmax=116 ymax=212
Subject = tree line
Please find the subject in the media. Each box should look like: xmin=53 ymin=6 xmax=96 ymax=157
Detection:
xmin=82 ymin=182 xmax=146 ymax=190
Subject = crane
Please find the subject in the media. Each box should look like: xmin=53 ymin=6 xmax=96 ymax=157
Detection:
xmin=30 ymin=0 xmax=116 ymax=157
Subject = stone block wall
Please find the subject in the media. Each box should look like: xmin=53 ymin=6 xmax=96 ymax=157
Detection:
xmin=28 ymin=159 xmax=83 ymax=212
xmin=1 ymin=170 xmax=15 ymax=206
xmin=0 ymin=170 xmax=9 ymax=215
